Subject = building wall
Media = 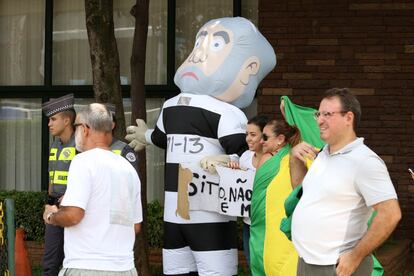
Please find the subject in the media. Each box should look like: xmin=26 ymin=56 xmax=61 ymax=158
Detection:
xmin=258 ymin=0 xmax=414 ymax=238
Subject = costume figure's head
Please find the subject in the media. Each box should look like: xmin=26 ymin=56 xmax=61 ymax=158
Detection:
xmin=174 ymin=17 xmax=276 ymax=108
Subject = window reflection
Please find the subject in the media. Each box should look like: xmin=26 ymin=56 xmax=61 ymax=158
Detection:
xmin=0 ymin=0 xmax=45 ymax=85
xmin=52 ymin=0 xmax=167 ymax=85
xmin=124 ymin=98 xmax=165 ymax=204
xmin=242 ymin=0 xmax=258 ymax=26
xmin=175 ymin=0 xmax=233 ymax=69
xmin=0 ymin=99 xmax=42 ymax=191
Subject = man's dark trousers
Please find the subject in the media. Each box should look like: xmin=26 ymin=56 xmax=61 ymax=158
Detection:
xmin=42 ymin=224 xmax=64 ymax=276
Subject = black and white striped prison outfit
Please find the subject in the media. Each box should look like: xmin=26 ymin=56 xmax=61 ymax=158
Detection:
xmin=146 ymin=93 xmax=248 ymax=275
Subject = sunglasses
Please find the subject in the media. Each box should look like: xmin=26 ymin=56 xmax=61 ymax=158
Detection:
xmin=262 ymin=133 xmax=274 ymax=141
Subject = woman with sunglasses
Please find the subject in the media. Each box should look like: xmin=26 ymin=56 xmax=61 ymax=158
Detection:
xmin=227 ymin=115 xmax=269 ymax=272
xmin=249 ymin=119 xmax=301 ymax=276
xmin=258 ymin=120 xmax=301 ymax=167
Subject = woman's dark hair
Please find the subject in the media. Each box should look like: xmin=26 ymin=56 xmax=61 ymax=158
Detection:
xmin=266 ymin=119 xmax=301 ymax=147
xmin=248 ymin=115 xmax=269 ymax=132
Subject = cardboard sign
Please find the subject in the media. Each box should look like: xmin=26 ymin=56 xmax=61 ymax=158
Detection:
xmin=216 ymin=166 xmax=254 ymax=217
xmin=176 ymin=163 xmax=254 ymax=219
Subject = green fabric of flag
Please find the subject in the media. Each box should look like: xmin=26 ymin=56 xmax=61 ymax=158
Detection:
xmin=280 ymin=184 xmax=303 ymax=241
xmin=281 ymin=95 xmax=324 ymax=149
xmin=249 ymin=146 xmax=295 ymax=276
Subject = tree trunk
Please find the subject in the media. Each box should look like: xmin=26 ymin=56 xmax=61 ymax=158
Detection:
xmin=85 ymin=0 xmax=126 ymax=140
xmin=130 ymin=1 xmax=151 ymax=276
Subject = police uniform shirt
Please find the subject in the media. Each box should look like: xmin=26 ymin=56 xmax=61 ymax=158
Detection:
xmin=48 ymin=134 xmax=76 ymax=197
xmin=110 ymin=138 xmax=138 ymax=168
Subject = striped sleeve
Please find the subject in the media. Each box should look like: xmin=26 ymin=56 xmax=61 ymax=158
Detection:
xmin=218 ymin=107 xmax=248 ymax=156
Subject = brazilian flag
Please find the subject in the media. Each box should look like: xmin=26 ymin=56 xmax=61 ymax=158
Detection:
xmin=249 ymin=96 xmax=319 ymax=276
xmin=249 ymin=96 xmax=383 ymax=276
xmin=250 ymin=144 xmax=297 ymax=276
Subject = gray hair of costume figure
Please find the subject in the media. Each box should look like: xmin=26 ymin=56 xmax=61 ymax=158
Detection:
xmin=77 ymin=103 xmax=113 ymax=133
xmin=174 ymin=17 xmax=276 ymax=109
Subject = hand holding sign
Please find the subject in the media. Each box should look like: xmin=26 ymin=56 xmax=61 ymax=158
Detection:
xmin=200 ymin=154 xmax=231 ymax=174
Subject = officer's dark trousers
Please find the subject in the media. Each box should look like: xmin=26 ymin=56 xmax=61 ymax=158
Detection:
xmin=42 ymin=224 xmax=64 ymax=276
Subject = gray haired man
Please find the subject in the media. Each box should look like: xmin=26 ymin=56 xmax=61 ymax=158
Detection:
xmin=43 ymin=103 xmax=142 ymax=276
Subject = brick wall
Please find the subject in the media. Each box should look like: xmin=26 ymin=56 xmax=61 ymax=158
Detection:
xmin=258 ymin=0 xmax=414 ymax=238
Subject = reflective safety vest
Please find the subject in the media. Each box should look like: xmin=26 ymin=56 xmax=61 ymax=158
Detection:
xmin=48 ymin=135 xmax=76 ymax=197
xmin=110 ymin=139 xmax=126 ymax=156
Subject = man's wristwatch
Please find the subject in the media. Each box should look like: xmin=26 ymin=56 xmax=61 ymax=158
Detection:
xmin=46 ymin=212 xmax=55 ymax=223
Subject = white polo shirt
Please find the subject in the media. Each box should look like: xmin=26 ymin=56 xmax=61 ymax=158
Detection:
xmin=292 ymin=138 xmax=397 ymax=265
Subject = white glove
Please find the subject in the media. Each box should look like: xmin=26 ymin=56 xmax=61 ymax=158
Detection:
xmin=125 ymin=119 xmax=148 ymax=152
xmin=200 ymin=154 xmax=231 ymax=174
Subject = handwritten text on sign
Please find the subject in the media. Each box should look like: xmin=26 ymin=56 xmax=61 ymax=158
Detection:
xmin=216 ymin=166 xmax=254 ymax=217
xmin=182 ymin=164 xmax=254 ymax=217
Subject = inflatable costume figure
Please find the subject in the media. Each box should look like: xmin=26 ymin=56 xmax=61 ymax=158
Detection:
xmin=126 ymin=17 xmax=275 ymax=275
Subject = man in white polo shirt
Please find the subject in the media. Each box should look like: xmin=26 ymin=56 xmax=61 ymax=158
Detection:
xmin=289 ymin=88 xmax=401 ymax=276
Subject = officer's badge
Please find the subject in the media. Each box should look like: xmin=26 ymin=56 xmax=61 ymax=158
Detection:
xmin=63 ymin=149 xmax=71 ymax=159
xmin=126 ymin=152 xmax=136 ymax=163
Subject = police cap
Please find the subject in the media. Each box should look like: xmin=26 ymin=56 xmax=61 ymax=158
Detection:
xmin=42 ymin=93 xmax=75 ymax=117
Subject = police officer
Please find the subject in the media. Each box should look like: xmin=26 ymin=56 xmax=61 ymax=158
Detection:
xmin=41 ymin=94 xmax=76 ymax=276
xmin=107 ymin=104 xmax=138 ymax=167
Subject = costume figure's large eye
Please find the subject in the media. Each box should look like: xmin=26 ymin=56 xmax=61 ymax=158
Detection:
xmin=209 ymin=37 xmax=225 ymax=52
